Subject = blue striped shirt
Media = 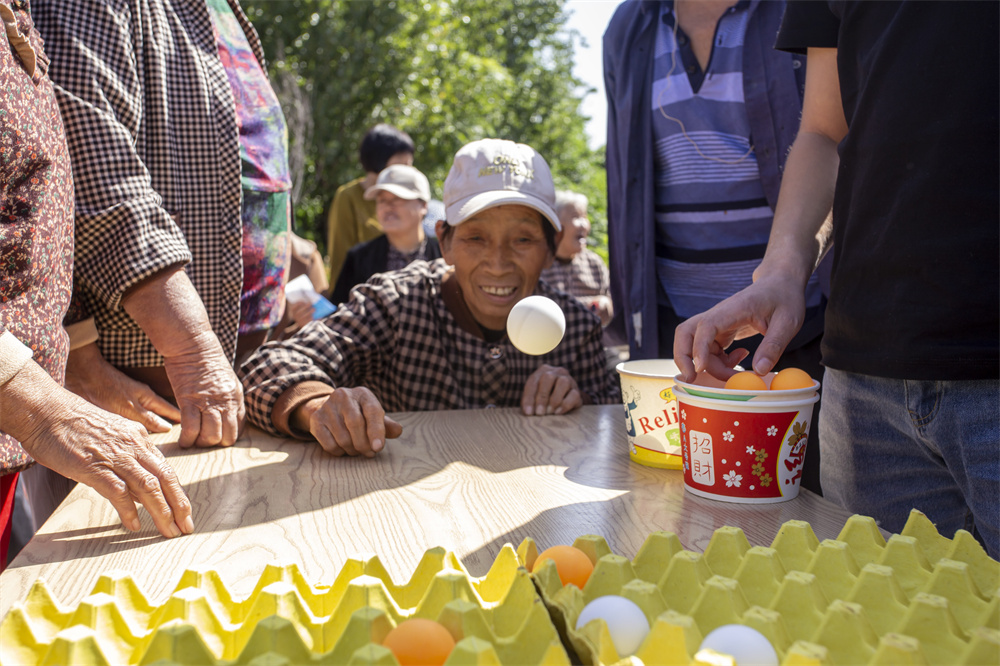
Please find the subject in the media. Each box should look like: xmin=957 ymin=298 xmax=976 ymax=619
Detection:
xmin=651 ymin=0 xmax=821 ymax=319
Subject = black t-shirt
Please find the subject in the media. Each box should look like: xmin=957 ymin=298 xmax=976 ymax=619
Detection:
xmin=776 ymin=1 xmax=999 ymax=380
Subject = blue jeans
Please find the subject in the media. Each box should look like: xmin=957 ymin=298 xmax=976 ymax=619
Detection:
xmin=819 ymin=368 xmax=1000 ymax=558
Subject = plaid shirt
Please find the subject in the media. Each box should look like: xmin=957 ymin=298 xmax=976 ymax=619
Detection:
xmin=32 ymin=0 xmax=267 ymax=366
xmin=539 ymin=248 xmax=611 ymax=300
xmin=240 ymin=259 xmax=621 ymax=435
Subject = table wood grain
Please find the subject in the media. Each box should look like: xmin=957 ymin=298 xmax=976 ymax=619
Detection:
xmin=0 ymin=405 xmax=860 ymax=618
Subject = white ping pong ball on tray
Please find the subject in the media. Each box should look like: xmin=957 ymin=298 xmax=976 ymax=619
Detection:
xmin=698 ymin=624 xmax=779 ymax=666
xmin=506 ymin=295 xmax=566 ymax=355
xmin=575 ymin=595 xmax=650 ymax=656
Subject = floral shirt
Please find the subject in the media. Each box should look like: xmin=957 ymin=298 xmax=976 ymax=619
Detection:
xmin=206 ymin=0 xmax=291 ymax=334
xmin=0 ymin=0 xmax=75 ymax=473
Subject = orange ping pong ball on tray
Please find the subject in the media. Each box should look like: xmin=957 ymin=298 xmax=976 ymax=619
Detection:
xmin=770 ymin=367 xmax=814 ymax=391
xmin=724 ymin=371 xmax=768 ymax=391
xmin=532 ymin=545 xmax=594 ymax=589
xmin=382 ymin=618 xmax=455 ymax=666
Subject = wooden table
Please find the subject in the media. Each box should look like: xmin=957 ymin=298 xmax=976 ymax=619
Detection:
xmin=0 ymin=405 xmax=860 ymax=618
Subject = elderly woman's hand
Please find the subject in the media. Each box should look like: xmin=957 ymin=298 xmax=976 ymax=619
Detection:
xmin=65 ymin=342 xmax=181 ymax=433
xmin=162 ymin=329 xmax=245 ymax=449
xmin=121 ymin=267 xmax=245 ymax=449
xmin=521 ymin=364 xmax=585 ymax=416
xmin=293 ymin=387 xmax=403 ymax=458
xmin=2 ymin=361 xmax=193 ymax=538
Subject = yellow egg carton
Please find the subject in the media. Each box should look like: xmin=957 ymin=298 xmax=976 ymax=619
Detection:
xmin=520 ymin=510 xmax=999 ymax=666
xmin=0 ymin=544 xmax=570 ymax=666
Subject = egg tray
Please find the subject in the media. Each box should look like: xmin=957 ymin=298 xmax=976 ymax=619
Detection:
xmin=3 ymin=512 xmax=997 ymax=666
xmin=520 ymin=510 xmax=999 ymax=666
xmin=0 ymin=545 xmax=570 ymax=666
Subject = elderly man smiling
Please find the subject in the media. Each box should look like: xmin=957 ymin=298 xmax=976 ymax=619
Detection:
xmin=240 ymin=139 xmax=620 ymax=457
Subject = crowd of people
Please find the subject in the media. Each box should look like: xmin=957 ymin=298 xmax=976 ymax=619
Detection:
xmin=0 ymin=0 xmax=996 ymax=572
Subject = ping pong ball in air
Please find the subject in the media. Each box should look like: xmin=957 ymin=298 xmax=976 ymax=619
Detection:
xmin=532 ymin=545 xmax=594 ymax=589
xmin=769 ymin=367 xmax=814 ymax=391
xmin=382 ymin=618 xmax=455 ymax=666
xmin=725 ymin=371 xmax=768 ymax=391
xmin=575 ymin=595 xmax=650 ymax=656
xmin=506 ymin=295 xmax=566 ymax=355
xmin=698 ymin=624 xmax=779 ymax=666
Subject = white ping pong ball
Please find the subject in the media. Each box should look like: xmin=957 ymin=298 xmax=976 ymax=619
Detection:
xmin=698 ymin=624 xmax=779 ymax=666
xmin=575 ymin=595 xmax=650 ymax=656
xmin=506 ymin=295 xmax=566 ymax=355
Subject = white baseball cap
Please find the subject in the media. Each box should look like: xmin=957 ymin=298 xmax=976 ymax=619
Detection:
xmin=442 ymin=139 xmax=561 ymax=231
xmin=364 ymin=164 xmax=431 ymax=202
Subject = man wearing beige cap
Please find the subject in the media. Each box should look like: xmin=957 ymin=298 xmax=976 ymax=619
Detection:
xmin=329 ymin=164 xmax=442 ymax=304
xmin=240 ymin=139 xmax=620 ymax=457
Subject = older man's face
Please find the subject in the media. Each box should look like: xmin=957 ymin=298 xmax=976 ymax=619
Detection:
xmin=555 ymin=203 xmax=590 ymax=260
xmin=375 ymin=191 xmax=427 ymax=239
xmin=440 ymin=204 xmax=553 ymax=331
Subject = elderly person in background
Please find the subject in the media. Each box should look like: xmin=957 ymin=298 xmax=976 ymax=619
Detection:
xmin=240 ymin=139 xmax=620 ymax=458
xmin=329 ymin=165 xmax=442 ymax=304
xmin=326 ymin=124 xmax=415 ymax=285
xmin=0 ymin=0 xmax=191 ymax=568
xmin=539 ymin=191 xmax=613 ymax=327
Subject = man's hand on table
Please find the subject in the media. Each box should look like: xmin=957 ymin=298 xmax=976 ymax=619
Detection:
xmin=2 ymin=361 xmax=193 ymax=538
xmin=295 ymin=387 xmax=403 ymax=457
xmin=65 ymin=342 xmax=181 ymax=434
xmin=521 ymin=364 xmax=584 ymax=416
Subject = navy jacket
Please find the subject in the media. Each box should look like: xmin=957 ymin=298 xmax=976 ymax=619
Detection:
xmin=603 ymin=0 xmax=809 ymax=358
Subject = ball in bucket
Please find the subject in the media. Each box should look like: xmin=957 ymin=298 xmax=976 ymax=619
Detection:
xmin=676 ymin=384 xmax=819 ymax=502
xmin=616 ymin=359 xmax=682 ymax=470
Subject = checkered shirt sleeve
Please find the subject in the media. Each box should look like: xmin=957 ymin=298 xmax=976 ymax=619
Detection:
xmin=240 ymin=259 xmax=620 ymax=435
xmin=31 ymin=0 xmax=265 ymax=366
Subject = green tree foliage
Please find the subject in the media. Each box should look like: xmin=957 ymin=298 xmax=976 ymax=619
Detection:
xmin=242 ymin=0 xmax=607 ymax=259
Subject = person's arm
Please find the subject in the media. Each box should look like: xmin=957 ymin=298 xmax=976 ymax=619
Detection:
xmin=290 ymin=387 xmax=402 ymax=458
xmin=239 ymin=278 xmax=401 ymax=452
xmin=64 ymin=340 xmax=181 ymax=433
xmin=0 ymin=335 xmax=192 ymax=538
xmin=29 ymin=3 xmax=244 ymax=444
xmin=32 ymin=2 xmax=194 ymax=313
xmin=674 ymin=47 xmax=847 ymax=380
xmin=121 ymin=266 xmax=244 ymax=447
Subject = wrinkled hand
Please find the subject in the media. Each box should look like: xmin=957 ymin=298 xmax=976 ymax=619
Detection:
xmin=521 ymin=364 xmax=584 ymax=416
xmin=162 ymin=330 xmax=245 ymax=448
xmin=673 ymin=274 xmax=807 ymax=382
xmin=65 ymin=342 xmax=181 ymax=433
xmin=8 ymin=362 xmax=193 ymax=538
xmin=298 ymin=387 xmax=403 ymax=457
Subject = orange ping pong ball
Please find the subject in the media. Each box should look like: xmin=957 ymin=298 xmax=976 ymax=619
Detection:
xmin=532 ymin=545 xmax=594 ymax=589
xmin=382 ymin=618 xmax=455 ymax=666
xmin=770 ymin=367 xmax=814 ymax=391
xmin=724 ymin=371 xmax=768 ymax=391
